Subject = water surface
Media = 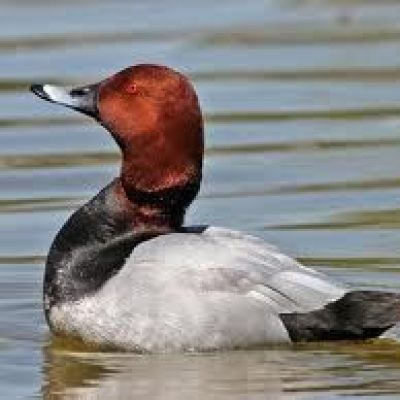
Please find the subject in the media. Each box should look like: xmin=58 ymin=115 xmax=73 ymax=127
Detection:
xmin=1 ymin=0 xmax=400 ymax=398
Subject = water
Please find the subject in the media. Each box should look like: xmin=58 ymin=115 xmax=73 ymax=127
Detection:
xmin=1 ymin=0 xmax=400 ymax=398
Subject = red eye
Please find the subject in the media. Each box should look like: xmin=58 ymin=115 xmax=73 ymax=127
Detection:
xmin=126 ymin=83 xmax=138 ymax=94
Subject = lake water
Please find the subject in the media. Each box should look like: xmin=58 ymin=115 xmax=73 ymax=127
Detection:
xmin=2 ymin=0 xmax=400 ymax=398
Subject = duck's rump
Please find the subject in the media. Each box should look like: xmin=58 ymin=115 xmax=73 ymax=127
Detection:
xmin=282 ymin=290 xmax=400 ymax=342
xmin=48 ymin=227 xmax=400 ymax=351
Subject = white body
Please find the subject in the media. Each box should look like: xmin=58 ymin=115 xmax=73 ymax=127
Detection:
xmin=50 ymin=227 xmax=347 ymax=351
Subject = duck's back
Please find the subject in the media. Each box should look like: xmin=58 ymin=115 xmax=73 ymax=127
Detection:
xmin=48 ymin=226 xmax=348 ymax=351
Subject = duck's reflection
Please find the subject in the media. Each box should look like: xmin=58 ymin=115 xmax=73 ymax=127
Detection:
xmin=41 ymin=338 xmax=296 ymax=400
xmin=41 ymin=336 xmax=400 ymax=400
xmin=41 ymin=339 xmax=112 ymax=399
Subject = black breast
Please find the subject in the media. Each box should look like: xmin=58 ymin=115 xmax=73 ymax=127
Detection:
xmin=44 ymin=180 xmax=156 ymax=319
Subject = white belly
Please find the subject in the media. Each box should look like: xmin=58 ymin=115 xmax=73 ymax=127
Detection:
xmin=50 ymin=287 xmax=291 ymax=351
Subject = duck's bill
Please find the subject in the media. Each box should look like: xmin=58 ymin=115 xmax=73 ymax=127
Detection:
xmin=30 ymin=83 xmax=99 ymax=119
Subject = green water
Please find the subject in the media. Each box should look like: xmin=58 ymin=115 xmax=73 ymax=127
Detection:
xmin=1 ymin=0 xmax=400 ymax=398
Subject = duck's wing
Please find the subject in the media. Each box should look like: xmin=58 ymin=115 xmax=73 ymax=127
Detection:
xmin=130 ymin=226 xmax=347 ymax=315
xmin=187 ymin=228 xmax=400 ymax=342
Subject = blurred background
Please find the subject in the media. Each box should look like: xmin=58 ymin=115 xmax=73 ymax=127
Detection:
xmin=1 ymin=0 xmax=400 ymax=399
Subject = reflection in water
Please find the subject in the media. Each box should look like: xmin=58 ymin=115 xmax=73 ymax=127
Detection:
xmin=41 ymin=342 xmax=296 ymax=400
xmin=41 ymin=339 xmax=400 ymax=399
xmin=42 ymin=344 xmax=112 ymax=400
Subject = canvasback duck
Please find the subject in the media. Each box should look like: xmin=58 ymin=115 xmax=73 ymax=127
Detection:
xmin=31 ymin=64 xmax=400 ymax=351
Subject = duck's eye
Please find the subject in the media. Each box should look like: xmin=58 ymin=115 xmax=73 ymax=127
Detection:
xmin=70 ymin=87 xmax=90 ymax=96
xmin=126 ymin=83 xmax=138 ymax=95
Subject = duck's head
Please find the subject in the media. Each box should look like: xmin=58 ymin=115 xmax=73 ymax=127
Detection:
xmin=31 ymin=65 xmax=204 ymax=220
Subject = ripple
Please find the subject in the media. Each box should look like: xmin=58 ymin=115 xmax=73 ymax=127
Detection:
xmin=202 ymin=177 xmax=400 ymax=199
xmin=0 ymin=255 xmax=45 ymax=265
xmin=199 ymin=24 xmax=400 ymax=46
xmin=269 ymin=208 xmax=400 ymax=231
xmin=207 ymin=107 xmax=400 ymax=122
xmin=8 ymin=21 xmax=400 ymax=56
xmin=299 ymin=257 xmax=400 ymax=270
xmin=207 ymin=137 xmax=400 ymax=156
xmin=0 ymin=30 xmax=184 ymax=53
xmin=0 ymin=116 xmax=86 ymax=129
xmin=0 ymin=151 xmax=118 ymax=170
xmin=0 ymin=196 xmax=83 ymax=214
xmin=192 ymin=67 xmax=400 ymax=82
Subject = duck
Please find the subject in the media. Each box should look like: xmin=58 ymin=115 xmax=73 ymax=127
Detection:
xmin=30 ymin=64 xmax=400 ymax=352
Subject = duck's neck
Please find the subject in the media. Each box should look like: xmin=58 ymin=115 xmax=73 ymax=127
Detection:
xmin=114 ymin=178 xmax=187 ymax=232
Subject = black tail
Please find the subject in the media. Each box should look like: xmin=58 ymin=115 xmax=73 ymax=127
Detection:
xmin=280 ymin=291 xmax=400 ymax=342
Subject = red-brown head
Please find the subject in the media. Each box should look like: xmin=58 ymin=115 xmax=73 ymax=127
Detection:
xmin=31 ymin=64 xmax=204 ymax=227
xmin=98 ymin=65 xmax=203 ymax=198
